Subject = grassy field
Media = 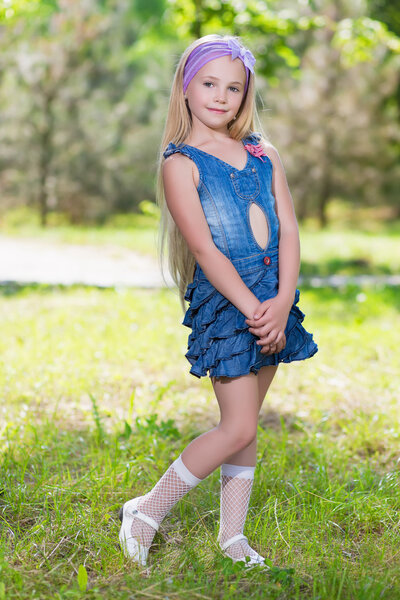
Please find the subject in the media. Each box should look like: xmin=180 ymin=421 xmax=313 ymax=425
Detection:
xmin=1 ymin=275 xmax=399 ymax=599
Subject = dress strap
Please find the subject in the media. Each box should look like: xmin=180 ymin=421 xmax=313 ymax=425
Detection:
xmin=163 ymin=142 xmax=195 ymax=161
xmin=242 ymin=131 xmax=262 ymax=145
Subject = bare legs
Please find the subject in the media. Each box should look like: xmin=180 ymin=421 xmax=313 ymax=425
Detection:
xmin=180 ymin=370 xmax=272 ymax=478
xmin=221 ymin=365 xmax=278 ymax=465
xmin=212 ymin=366 xmax=277 ymax=561
xmin=125 ymin=366 xmax=277 ymax=563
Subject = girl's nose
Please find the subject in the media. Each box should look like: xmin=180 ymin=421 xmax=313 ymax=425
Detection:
xmin=215 ymin=88 xmax=227 ymax=103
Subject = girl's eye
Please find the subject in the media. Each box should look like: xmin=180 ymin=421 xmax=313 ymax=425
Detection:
xmin=203 ymin=82 xmax=240 ymax=92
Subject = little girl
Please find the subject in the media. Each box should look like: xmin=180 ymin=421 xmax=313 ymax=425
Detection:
xmin=119 ymin=34 xmax=318 ymax=567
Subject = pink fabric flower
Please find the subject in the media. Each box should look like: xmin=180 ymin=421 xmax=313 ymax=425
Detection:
xmin=244 ymin=143 xmax=267 ymax=162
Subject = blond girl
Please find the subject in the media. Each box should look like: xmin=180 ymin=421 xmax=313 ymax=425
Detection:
xmin=119 ymin=34 xmax=317 ymax=567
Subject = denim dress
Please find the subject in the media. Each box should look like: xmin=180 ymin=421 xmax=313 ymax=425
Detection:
xmin=163 ymin=132 xmax=318 ymax=379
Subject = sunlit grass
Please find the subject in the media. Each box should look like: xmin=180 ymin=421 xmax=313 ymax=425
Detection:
xmin=0 ymin=207 xmax=159 ymax=256
xmin=300 ymin=229 xmax=400 ymax=276
xmin=1 ymin=282 xmax=399 ymax=599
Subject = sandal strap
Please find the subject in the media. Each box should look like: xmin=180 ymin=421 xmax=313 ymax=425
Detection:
xmin=129 ymin=507 xmax=159 ymax=531
xmin=220 ymin=533 xmax=248 ymax=551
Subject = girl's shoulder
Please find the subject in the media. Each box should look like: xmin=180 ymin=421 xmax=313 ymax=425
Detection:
xmin=162 ymin=142 xmax=200 ymax=188
xmin=163 ymin=141 xmax=193 ymax=161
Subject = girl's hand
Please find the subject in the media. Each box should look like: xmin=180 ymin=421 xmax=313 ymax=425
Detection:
xmin=245 ymin=295 xmax=291 ymax=354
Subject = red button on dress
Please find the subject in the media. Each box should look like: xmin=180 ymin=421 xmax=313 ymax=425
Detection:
xmin=263 ymin=256 xmax=271 ymax=265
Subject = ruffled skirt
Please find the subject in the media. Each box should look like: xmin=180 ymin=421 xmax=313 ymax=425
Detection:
xmin=182 ymin=265 xmax=318 ymax=379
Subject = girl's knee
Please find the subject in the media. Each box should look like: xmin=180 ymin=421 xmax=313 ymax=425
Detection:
xmin=219 ymin=423 xmax=257 ymax=452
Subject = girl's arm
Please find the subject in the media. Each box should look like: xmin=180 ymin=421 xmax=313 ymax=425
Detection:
xmin=246 ymin=144 xmax=300 ymax=353
xmin=162 ymin=153 xmax=262 ymax=320
xmin=271 ymin=143 xmax=300 ymax=309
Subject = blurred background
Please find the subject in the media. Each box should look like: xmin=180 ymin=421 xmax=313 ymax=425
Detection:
xmin=0 ymin=0 xmax=399 ymax=235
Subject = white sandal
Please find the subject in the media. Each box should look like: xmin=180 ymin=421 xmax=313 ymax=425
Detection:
xmin=118 ymin=496 xmax=159 ymax=566
xmin=219 ymin=533 xmax=266 ymax=566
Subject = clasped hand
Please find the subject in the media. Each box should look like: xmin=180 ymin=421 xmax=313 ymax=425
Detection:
xmin=245 ymin=295 xmax=291 ymax=355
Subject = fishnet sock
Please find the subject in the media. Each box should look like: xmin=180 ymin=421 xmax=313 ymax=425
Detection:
xmin=130 ymin=455 xmax=202 ymax=548
xmin=218 ymin=464 xmax=263 ymax=561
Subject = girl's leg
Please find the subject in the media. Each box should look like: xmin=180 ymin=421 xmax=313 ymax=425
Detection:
xmin=217 ymin=366 xmax=278 ymax=562
xmin=181 ymin=371 xmax=262 ymax=477
xmin=222 ymin=365 xmax=278 ymax=465
xmin=127 ymin=373 xmax=262 ymax=557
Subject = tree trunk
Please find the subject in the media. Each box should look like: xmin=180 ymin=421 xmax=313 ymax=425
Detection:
xmin=37 ymin=91 xmax=55 ymax=227
xmin=318 ymin=153 xmax=332 ymax=228
xmin=192 ymin=0 xmax=203 ymax=38
xmin=296 ymin=190 xmax=308 ymax=222
xmin=315 ymin=2 xmax=340 ymax=227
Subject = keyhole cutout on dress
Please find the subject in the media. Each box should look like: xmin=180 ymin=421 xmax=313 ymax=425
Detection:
xmin=249 ymin=202 xmax=269 ymax=250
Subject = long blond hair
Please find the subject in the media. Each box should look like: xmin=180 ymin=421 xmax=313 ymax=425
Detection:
xmin=156 ymin=34 xmax=263 ymax=310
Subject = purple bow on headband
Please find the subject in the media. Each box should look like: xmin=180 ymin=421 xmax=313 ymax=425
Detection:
xmin=183 ymin=39 xmax=256 ymax=94
xmin=226 ymin=39 xmax=256 ymax=74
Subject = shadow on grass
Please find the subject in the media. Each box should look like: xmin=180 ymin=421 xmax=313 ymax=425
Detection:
xmin=0 ymin=281 xmax=118 ymax=297
xmin=1 ymin=279 xmax=400 ymax=307
xmin=301 ymin=282 xmax=400 ymax=307
xmin=300 ymin=258 xmax=396 ymax=277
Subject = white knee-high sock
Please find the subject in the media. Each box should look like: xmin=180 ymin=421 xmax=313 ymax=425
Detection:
xmin=218 ymin=463 xmax=263 ymax=561
xmin=130 ymin=454 xmax=203 ymax=547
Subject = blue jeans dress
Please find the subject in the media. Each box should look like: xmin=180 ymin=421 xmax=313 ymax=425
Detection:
xmin=163 ymin=132 xmax=318 ymax=379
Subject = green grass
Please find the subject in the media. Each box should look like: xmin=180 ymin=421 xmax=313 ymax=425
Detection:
xmin=0 ymin=207 xmax=159 ymax=256
xmin=300 ymin=226 xmax=400 ymax=277
xmin=1 ymin=282 xmax=399 ymax=599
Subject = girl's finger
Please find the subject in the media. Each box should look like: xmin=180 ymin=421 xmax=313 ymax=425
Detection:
xmin=257 ymin=330 xmax=279 ymax=346
xmin=250 ymin=325 xmax=270 ymax=337
xmin=246 ymin=306 xmax=272 ymax=325
xmin=262 ymin=345 xmax=276 ymax=354
xmin=246 ymin=316 xmax=269 ymax=328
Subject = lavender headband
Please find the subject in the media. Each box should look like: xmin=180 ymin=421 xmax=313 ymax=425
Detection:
xmin=183 ymin=39 xmax=256 ymax=94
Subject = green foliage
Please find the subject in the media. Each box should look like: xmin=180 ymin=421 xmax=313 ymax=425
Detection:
xmin=0 ymin=0 xmax=57 ymax=23
xmin=0 ymin=0 xmax=399 ymax=226
xmin=90 ymin=393 xmax=106 ymax=442
xmin=135 ymin=0 xmax=165 ymax=21
xmin=134 ymin=413 xmax=181 ymax=440
xmin=77 ymin=564 xmax=88 ymax=592
xmin=333 ymin=16 xmax=400 ymax=66
xmin=367 ymin=0 xmax=400 ymax=36
xmin=138 ymin=199 xmax=161 ymax=220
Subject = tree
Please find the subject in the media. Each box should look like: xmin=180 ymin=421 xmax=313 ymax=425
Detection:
xmin=0 ymin=0 xmax=398 ymax=226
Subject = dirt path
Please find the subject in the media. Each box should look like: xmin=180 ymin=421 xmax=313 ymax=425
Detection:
xmin=0 ymin=234 xmax=173 ymax=288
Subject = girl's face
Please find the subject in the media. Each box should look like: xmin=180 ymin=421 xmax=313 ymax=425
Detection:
xmin=185 ymin=55 xmax=246 ymax=134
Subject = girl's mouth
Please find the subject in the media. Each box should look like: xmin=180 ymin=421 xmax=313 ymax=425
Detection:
xmin=208 ymin=108 xmax=227 ymax=114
